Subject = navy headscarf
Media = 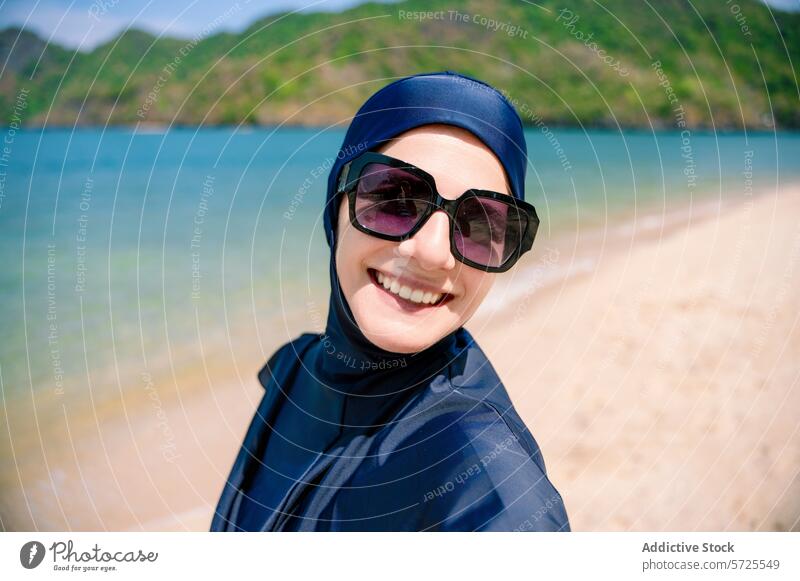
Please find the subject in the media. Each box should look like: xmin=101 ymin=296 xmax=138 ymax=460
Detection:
xmin=210 ymin=71 xmax=571 ymax=531
xmin=321 ymin=70 xmax=528 ymax=392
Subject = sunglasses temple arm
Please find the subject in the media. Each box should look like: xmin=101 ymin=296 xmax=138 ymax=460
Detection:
xmin=337 ymin=162 xmax=351 ymax=193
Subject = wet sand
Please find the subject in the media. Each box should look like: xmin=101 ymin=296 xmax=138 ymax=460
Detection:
xmin=2 ymin=183 xmax=798 ymax=531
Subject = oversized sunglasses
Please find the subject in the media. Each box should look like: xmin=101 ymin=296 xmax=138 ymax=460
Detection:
xmin=337 ymin=152 xmax=539 ymax=273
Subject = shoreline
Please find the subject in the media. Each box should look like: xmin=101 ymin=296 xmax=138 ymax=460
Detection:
xmin=7 ymin=125 xmax=800 ymax=135
xmin=473 ymin=179 xmax=783 ymax=327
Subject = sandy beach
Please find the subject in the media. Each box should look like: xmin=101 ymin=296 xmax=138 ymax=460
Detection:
xmin=2 ymin=182 xmax=798 ymax=531
xmin=476 ymin=182 xmax=800 ymax=531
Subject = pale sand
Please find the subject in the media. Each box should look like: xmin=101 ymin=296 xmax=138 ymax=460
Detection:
xmin=473 ymin=183 xmax=800 ymax=531
xmin=2 ymin=184 xmax=798 ymax=531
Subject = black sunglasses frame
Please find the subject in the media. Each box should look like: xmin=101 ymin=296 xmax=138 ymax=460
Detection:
xmin=337 ymin=152 xmax=539 ymax=273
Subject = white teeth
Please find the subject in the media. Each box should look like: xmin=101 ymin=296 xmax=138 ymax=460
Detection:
xmin=372 ymin=270 xmax=445 ymax=305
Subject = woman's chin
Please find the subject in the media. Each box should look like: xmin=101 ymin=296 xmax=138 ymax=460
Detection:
xmin=353 ymin=313 xmax=448 ymax=354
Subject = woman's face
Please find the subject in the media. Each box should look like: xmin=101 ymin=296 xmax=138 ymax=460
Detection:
xmin=334 ymin=124 xmax=514 ymax=354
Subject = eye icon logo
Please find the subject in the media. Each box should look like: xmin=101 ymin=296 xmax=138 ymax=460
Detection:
xmin=20 ymin=541 xmax=46 ymax=569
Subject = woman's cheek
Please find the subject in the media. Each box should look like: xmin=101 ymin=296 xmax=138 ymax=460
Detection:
xmin=458 ymin=271 xmax=492 ymax=319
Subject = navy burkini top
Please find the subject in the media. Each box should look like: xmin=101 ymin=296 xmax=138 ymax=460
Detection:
xmin=210 ymin=71 xmax=570 ymax=531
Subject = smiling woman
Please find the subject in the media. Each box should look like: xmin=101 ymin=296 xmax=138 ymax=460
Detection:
xmin=210 ymin=71 xmax=570 ymax=532
xmin=335 ymin=124 xmax=536 ymax=354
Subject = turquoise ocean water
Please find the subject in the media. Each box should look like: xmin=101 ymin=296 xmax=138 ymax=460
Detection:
xmin=1 ymin=127 xmax=798 ymax=405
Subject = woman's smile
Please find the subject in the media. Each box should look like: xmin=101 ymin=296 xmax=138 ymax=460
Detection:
xmin=367 ymin=267 xmax=454 ymax=312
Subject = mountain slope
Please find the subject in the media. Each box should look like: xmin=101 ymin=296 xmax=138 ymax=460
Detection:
xmin=1 ymin=0 xmax=798 ymax=128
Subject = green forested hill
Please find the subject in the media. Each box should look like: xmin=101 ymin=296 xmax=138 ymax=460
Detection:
xmin=1 ymin=0 xmax=798 ymax=128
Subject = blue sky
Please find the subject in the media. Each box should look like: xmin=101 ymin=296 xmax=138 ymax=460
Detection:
xmin=0 ymin=0 xmax=797 ymax=50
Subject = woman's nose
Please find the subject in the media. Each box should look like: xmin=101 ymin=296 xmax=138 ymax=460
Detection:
xmin=395 ymin=210 xmax=456 ymax=271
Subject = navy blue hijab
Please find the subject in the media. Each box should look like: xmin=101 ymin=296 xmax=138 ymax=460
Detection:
xmin=210 ymin=71 xmax=570 ymax=531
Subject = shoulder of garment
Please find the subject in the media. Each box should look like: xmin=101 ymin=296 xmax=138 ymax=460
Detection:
xmin=256 ymin=333 xmax=319 ymax=389
xmin=249 ymin=332 xmax=570 ymax=531
xmin=332 ymin=380 xmax=571 ymax=532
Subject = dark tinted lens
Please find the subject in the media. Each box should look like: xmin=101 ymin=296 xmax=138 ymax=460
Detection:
xmin=454 ymin=196 xmax=527 ymax=268
xmin=354 ymin=163 xmax=432 ymax=236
